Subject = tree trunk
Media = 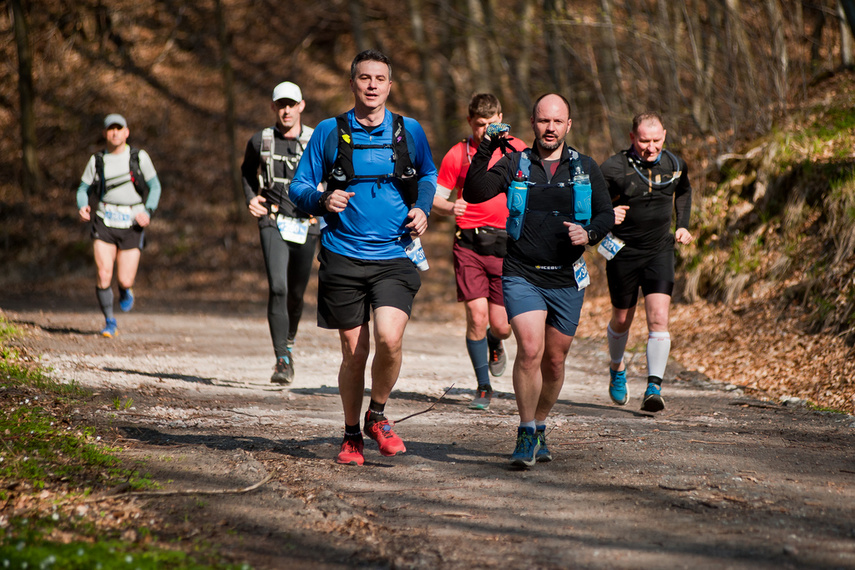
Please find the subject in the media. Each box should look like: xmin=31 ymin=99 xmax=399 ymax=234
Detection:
xmin=348 ymin=0 xmax=369 ymax=53
xmin=840 ymin=0 xmax=855 ymax=39
xmin=214 ymin=0 xmax=243 ymax=218
xmin=839 ymin=0 xmax=854 ymax=67
xmin=724 ymin=0 xmax=760 ymax=115
xmin=406 ymin=0 xmax=446 ymax=144
xmin=683 ymin=0 xmax=720 ymax=134
xmin=11 ymin=0 xmax=39 ymax=205
xmin=600 ymin=0 xmax=628 ymax=149
xmin=544 ymin=0 xmax=570 ymax=97
xmin=466 ymin=0 xmax=489 ymax=92
xmin=766 ymin=0 xmax=788 ymax=109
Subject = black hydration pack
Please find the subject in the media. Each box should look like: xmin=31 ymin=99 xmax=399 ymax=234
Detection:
xmin=89 ymin=147 xmax=151 ymax=211
xmin=326 ymin=113 xmax=419 ymax=207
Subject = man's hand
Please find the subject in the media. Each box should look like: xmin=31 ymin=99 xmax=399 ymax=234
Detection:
xmin=564 ymin=222 xmax=588 ymax=246
xmin=78 ymin=205 xmax=91 ymax=222
xmin=675 ymin=228 xmax=693 ymax=245
xmin=323 ymin=190 xmax=355 ymax=213
xmin=405 ymin=207 xmax=428 ymax=237
xmin=134 ymin=211 xmax=151 ymax=228
xmin=613 ymin=205 xmax=629 ymax=225
xmin=248 ymin=195 xmax=268 ymax=218
xmin=451 ymin=198 xmax=468 ymax=217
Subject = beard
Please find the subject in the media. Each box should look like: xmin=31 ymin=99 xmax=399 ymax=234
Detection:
xmin=537 ymin=137 xmax=562 ymax=151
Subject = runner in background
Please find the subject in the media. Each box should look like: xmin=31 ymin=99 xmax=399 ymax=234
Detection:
xmin=241 ymin=81 xmax=319 ymax=385
xmin=599 ymin=112 xmax=693 ymax=413
xmin=432 ymin=93 xmax=527 ymax=410
xmin=76 ymin=114 xmax=161 ymax=338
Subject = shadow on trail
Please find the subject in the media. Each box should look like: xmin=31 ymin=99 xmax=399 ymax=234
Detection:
xmin=15 ymin=319 xmax=93 ymax=336
xmin=105 ymin=367 xmax=218 ymax=386
xmin=118 ymin=424 xmax=506 ymax=466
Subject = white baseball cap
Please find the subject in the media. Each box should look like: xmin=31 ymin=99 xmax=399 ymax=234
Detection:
xmin=271 ymin=81 xmax=302 ymax=103
xmin=103 ymin=113 xmax=127 ymax=128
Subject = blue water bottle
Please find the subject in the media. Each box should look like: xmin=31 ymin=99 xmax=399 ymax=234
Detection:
xmin=506 ymin=169 xmax=528 ymax=240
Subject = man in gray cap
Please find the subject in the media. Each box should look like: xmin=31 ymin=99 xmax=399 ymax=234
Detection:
xmin=76 ymin=114 xmax=162 ymax=337
xmin=240 ymin=81 xmax=318 ymax=384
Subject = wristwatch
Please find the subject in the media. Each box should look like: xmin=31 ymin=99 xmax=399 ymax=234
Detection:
xmin=586 ymin=228 xmax=598 ymax=244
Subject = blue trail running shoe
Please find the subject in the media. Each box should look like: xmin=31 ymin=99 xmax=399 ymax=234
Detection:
xmin=119 ymin=288 xmax=134 ymax=312
xmin=101 ymin=318 xmax=118 ymax=338
xmin=609 ymin=367 xmax=629 ymax=405
xmin=535 ymin=428 xmax=553 ymax=462
xmin=510 ymin=426 xmax=540 ymax=468
xmin=641 ymin=382 xmax=665 ymax=412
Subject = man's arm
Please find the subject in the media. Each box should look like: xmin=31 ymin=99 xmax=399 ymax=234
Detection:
xmin=240 ymin=135 xmax=262 ymax=205
xmin=586 ymin=159 xmax=615 ymax=241
xmin=290 ymin=120 xmax=334 ymax=216
xmin=462 ymin=136 xmax=512 ymax=204
xmin=404 ymin=118 xmax=437 ymax=217
xmin=674 ymin=156 xmax=692 ymax=231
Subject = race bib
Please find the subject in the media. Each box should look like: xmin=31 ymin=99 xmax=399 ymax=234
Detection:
xmin=276 ymin=214 xmax=310 ymax=244
xmin=102 ymin=204 xmax=135 ymax=229
xmin=573 ymin=257 xmax=590 ymax=291
xmin=597 ymin=232 xmax=626 ymax=260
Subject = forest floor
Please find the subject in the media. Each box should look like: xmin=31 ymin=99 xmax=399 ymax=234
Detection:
xmin=2 ymin=289 xmax=854 ymax=569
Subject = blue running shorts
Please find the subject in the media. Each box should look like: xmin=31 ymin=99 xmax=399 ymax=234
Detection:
xmin=502 ymin=275 xmax=585 ymax=337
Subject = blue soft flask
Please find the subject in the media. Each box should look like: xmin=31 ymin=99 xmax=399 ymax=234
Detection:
xmin=506 ymin=170 xmax=528 ymax=240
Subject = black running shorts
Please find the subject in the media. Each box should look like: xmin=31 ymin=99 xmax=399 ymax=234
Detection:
xmin=317 ymin=247 xmax=421 ymax=330
xmin=91 ymin=214 xmax=145 ymax=251
xmin=606 ymin=245 xmax=675 ymax=309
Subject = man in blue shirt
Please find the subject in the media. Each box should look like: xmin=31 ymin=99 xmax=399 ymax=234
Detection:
xmin=290 ymin=50 xmax=437 ymax=467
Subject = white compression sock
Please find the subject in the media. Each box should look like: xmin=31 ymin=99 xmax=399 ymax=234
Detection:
xmin=646 ymin=331 xmax=671 ymax=380
xmin=607 ymin=324 xmax=629 ymax=366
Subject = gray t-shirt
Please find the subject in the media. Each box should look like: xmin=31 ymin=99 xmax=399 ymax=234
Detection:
xmin=80 ymin=145 xmax=157 ymax=205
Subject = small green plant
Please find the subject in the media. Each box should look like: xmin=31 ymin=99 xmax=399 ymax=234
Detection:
xmin=112 ymin=396 xmax=134 ymax=411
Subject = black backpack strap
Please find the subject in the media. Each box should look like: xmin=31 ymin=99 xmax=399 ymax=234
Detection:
xmin=327 ymin=114 xmax=354 ymax=192
xmin=390 ymin=113 xmax=418 ymax=208
xmin=327 ymin=112 xmax=418 ymax=207
xmin=128 ymin=147 xmax=151 ymax=205
xmin=89 ymin=151 xmax=106 ymax=210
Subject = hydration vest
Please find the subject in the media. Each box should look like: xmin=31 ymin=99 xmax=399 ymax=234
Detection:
xmin=506 ymin=147 xmax=592 ymax=239
xmin=623 ymin=148 xmax=682 ymax=190
xmin=326 ymin=113 xmax=419 ymax=207
xmin=90 ymin=147 xmax=151 ymax=211
xmin=259 ymin=125 xmax=314 ymax=191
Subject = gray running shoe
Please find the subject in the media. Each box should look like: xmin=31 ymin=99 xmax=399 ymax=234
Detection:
xmin=469 ymin=385 xmax=493 ymax=410
xmin=488 ymin=337 xmax=507 ymax=377
xmin=271 ymin=351 xmax=295 ymax=384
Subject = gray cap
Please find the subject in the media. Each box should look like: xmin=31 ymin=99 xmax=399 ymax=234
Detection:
xmin=103 ymin=114 xmax=127 ymax=129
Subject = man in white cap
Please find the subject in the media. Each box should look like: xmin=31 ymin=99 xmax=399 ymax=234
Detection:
xmin=76 ymin=113 xmax=162 ymax=337
xmin=240 ymin=81 xmax=318 ymax=384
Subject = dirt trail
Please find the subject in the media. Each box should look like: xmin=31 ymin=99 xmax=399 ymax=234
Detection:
xmin=3 ymin=296 xmax=855 ymax=569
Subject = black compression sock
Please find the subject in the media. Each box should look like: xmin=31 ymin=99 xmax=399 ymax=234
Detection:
xmin=368 ymin=399 xmax=386 ymax=415
xmin=648 ymin=375 xmax=663 ymax=386
xmin=344 ymin=423 xmax=362 ymax=438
